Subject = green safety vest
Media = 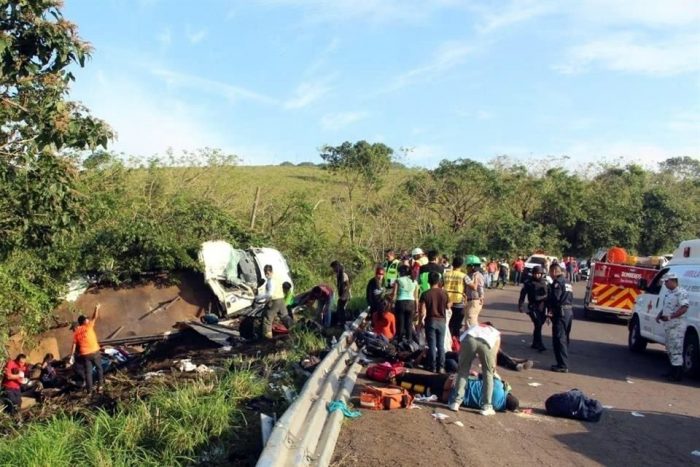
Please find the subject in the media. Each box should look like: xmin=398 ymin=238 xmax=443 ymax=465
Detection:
xmin=419 ymin=270 xmax=442 ymax=294
xmin=384 ymin=259 xmax=400 ymax=288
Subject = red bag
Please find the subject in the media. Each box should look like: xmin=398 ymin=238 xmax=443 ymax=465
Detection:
xmin=365 ymin=362 xmax=405 ymax=383
xmin=451 ymin=336 xmax=461 ymax=352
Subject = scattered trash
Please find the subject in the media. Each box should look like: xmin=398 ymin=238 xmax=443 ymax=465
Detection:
xmin=630 ymin=411 xmax=645 ymax=417
xmin=175 ymin=359 xmax=197 ymax=372
xmin=62 ymin=277 xmax=91 ymax=302
xmin=144 ymin=370 xmax=166 ymax=380
xmin=327 ymin=400 xmax=361 ymax=418
xmin=195 ymin=364 xmax=213 ymax=374
xmin=527 ymin=376 xmax=533 ymax=380
xmin=281 ymin=385 xmax=297 ymax=403
xmin=219 ymin=346 xmax=232 ymax=352
xmin=452 ymin=421 xmax=464 ymax=427
xmin=603 ymin=405 xmax=614 ymax=409
xmin=625 ymin=377 xmax=634 ymax=384
xmin=528 ymin=382 xmax=542 ymax=387
xmin=432 ymin=413 xmax=450 ymax=421
xmin=408 ymin=404 xmax=422 ymax=409
xmin=521 ymin=339 xmax=526 ymax=343
xmin=520 ymin=408 xmax=533 ymax=414
xmin=414 ymin=394 xmax=438 ymax=403
xmin=668 ymin=404 xmax=673 ymax=407
xmin=260 ymin=413 xmax=276 ymax=445
xmin=691 ymin=450 xmax=700 ymax=457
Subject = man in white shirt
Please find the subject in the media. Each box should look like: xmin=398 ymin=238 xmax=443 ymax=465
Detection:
xmin=655 ymin=272 xmax=690 ymax=381
xmin=448 ymin=323 xmax=500 ymax=416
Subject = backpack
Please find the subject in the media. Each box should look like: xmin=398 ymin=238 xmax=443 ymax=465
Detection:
xmin=366 ymin=362 xmax=406 ymax=383
xmin=363 ymin=335 xmax=398 ymax=361
xmin=359 ymin=385 xmax=414 ymax=410
xmin=545 ymin=389 xmax=604 ymax=422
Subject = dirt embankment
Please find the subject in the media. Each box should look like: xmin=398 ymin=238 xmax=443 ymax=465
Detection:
xmin=7 ymin=271 xmax=217 ymax=363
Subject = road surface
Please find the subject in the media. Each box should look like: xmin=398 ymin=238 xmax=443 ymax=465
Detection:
xmin=332 ymin=283 xmax=700 ymax=467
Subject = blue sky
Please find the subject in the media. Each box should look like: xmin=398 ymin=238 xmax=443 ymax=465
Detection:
xmin=64 ymin=0 xmax=700 ymax=168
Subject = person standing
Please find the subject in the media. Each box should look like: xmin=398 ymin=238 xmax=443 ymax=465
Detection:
xmin=547 ymin=264 xmax=573 ymax=373
xmin=486 ymin=259 xmax=497 ymax=289
xmin=418 ymin=250 xmax=444 ymax=294
xmin=518 ymin=266 xmax=549 ymax=351
xmin=331 ymin=261 xmax=351 ymax=324
xmin=70 ymin=303 xmax=104 ymax=393
xmin=366 ymin=267 xmax=386 ymax=315
xmin=655 ymin=272 xmax=690 ymax=382
xmin=495 ymin=260 xmax=509 ymax=289
xmin=2 ymin=354 xmax=28 ymax=414
xmin=448 ymin=323 xmax=501 ymax=416
xmin=392 ymin=265 xmax=418 ymax=342
xmin=383 ymin=250 xmax=401 ymax=289
xmin=410 ymin=248 xmax=427 ymax=281
xmin=418 ymin=272 xmax=451 ymax=373
xmin=444 ymin=257 xmax=467 ymax=337
xmin=260 ymin=265 xmax=292 ymax=339
xmin=513 ymin=257 xmax=525 ymax=284
xmin=464 ymin=256 xmax=485 ymax=328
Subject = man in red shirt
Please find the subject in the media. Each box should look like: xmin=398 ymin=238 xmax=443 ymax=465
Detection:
xmin=70 ymin=303 xmax=103 ymax=393
xmin=2 ymin=354 xmax=28 ymax=414
xmin=513 ymin=257 xmax=525 ymax=284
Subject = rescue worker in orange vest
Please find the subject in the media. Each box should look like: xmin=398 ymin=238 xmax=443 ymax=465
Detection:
xmin=69 ymin=303 xmax=104 ymax=393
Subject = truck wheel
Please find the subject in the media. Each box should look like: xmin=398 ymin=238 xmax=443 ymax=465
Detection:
xmin=683 ymin=331 xmax=700 ymax=378
xmin=628 ymin=316 xmax=647 ymax=352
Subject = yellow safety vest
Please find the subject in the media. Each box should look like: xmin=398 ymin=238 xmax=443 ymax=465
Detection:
xmin=443 ymin=269 xmax=466 ymax=304
xmin=384 ymin=259 xmax=400 ymax=288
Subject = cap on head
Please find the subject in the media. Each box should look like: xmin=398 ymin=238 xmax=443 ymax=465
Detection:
xmin=663 ymin=272 xmax=678 ymax=281
xmin=411 ymin=247 xmax=424 ymax=256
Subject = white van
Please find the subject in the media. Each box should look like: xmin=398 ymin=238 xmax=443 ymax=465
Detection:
xmin=198 ymin=241 xmax=293 ymax=317
xmin=628 ymin=239 xmax=700 ymax=377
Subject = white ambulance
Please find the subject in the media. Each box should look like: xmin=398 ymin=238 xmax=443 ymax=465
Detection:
xmin=628 ymin=239 xmax=700 ymax=377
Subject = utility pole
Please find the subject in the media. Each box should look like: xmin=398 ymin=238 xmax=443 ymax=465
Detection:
xmin=250 ymin=186 xmax=260 ymax=229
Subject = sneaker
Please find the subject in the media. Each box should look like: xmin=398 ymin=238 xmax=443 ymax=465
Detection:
xmin=448 ymin=402 xmax=460 ymax=412
xmin=550 ymin=365 xmax=569 ymax=373
xmin=438 ymin=368 xmax=446 ymax=375
xmin=522 ymin=360 xmax=534 ymax=370
xmin=480 ymin=406 xmax=496 ymax=416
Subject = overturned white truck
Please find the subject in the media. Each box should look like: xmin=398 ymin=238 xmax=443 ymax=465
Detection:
xmin=198 ymin=241 xmax=293 ymax=317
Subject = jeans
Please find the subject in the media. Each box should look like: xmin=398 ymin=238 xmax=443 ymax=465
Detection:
xmin=336 ymin=299 xmax=348 ymax=324
xmin=79 ymin=351 xmax=103 ymax=391
xmin=425 ymin=319 xmax=446 ymax=371
xmin=262 ymin=299 xmax=292 ymax=337
xmin=395 ymin=300 xmax=415 ymax=342
xmin=451 ymin=335 xmax=498 ymax=408
xmin=514 ymin=271 xmax=521 ymax=284
xmin=552 ymin=307 xmax=573 ymax=368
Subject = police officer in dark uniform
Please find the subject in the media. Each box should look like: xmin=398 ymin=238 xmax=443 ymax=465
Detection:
xmin=547 ymin=264 xmax=573 ymax=373
xmin=518 ymin=265 xmax=548 ymax=351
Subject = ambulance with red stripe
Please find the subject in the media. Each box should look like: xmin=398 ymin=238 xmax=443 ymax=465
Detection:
xmin=583 ymin=247 xmax=664 ymax=320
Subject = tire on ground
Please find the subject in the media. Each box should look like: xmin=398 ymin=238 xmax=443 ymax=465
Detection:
xmin=683 ymin=330 xmax=699 ymax=377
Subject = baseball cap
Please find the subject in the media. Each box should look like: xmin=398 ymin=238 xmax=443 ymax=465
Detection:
xmin=663 ymin=272 xmax=679 ymax=281
xmin=411 ymin=248 xmax=424 ymax=256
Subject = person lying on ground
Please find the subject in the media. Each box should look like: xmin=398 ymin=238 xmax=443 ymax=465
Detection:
xmin=371 ymin=300 xmax=396 ymax=341
xmin=444 ymin=350 xmax=533 ymax=373
xmin=395 ymin=371 xmax=519 ymax=412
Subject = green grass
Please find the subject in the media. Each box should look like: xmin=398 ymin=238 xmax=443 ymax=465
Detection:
xmin=0 ymin=365 xmax=269 ymax=467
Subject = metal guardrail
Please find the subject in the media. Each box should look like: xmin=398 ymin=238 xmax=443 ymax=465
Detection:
xmin=256 ymin=311 xmax=368 ymax=467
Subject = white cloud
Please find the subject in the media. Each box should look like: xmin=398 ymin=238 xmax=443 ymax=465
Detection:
xmin=554 ymin=32 xmax=700 ymax=76
xmin=185 ymin=25 xmax=208 ymax=45
xmin=77 ymin=72 xmax=226 ymax=158
xmin=320 ymin=111 xmax=368 ymax=130
xmin=667 ymin=112 xmax=700 ymax=134
xmin=476 ymin=0 xmax=556 ymax=33
xmin=563 ymin=141 xmax=695 ymax=167
xmin=577 ymin=0 xmax=700 ymax=28
xmin=399 ymin=144 xmax=446 ymax=168
xmin=284 ymin=79 xmax=333 ymax=109
xmin=258 ymin=0 xmax=462 ymax=24
xmin=151 ymin=68 xmax=278 ymax=105
xmin=388 ymin=41 xmax=472 ymax=91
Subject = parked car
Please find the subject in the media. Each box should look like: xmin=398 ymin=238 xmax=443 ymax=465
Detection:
xmin=198 ymin=241 xmax=293 ymax=317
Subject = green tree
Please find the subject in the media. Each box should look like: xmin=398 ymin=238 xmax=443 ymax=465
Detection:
xmin=320 ymin=140 xmax=393 ymax=245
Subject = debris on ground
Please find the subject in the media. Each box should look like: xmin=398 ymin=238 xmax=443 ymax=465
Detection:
xmin=528 ymin=382 xmax=542 ymax=387
xmin=327 ymin=400 xmax=362 ymax=418
xmin=432 ymin=412 xmax=450 ymax=421
xmin=630 ymin=411 xmax=645 ymax=417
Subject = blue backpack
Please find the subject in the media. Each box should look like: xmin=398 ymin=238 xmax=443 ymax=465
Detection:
xmin=545 ymin=389 xmax=604 ymax=422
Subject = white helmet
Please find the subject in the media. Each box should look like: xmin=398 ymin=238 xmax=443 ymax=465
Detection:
xmin=411 ymin=248 xmax=424 ymax=256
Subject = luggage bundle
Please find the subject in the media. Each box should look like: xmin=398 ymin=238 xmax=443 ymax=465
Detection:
xmin=359 ymin=385 xmax=414 ymax=410
xmin=365 ymin=362 xmax=406 ymax=383
xmin=545 ymin=389 xmax=604 ymax=422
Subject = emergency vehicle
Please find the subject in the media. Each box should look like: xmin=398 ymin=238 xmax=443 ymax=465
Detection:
xmin=628 ymin=239 xmax=700 ymax=377
xmin=583 ymin=247 xmax=661 ymax=320
xmin=522 ymin=252 xmax=559 ymax=282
